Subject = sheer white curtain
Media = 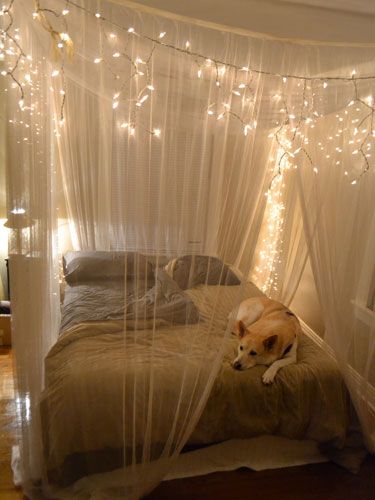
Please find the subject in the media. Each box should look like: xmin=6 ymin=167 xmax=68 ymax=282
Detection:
xmin=4 ymin=0 xmax=375 ymax=498
xmin=296 ymin=110 xmax=375 ymax=450
xmin=4 ymin=7 xmax=61 ymax=488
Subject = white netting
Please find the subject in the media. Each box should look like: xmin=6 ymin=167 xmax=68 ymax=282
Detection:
xmin=1 ymin=0 xmax=375 ymax=497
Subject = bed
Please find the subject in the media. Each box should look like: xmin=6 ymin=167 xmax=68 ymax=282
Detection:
xmin=40 ymin=254 xmax=350 ymax=485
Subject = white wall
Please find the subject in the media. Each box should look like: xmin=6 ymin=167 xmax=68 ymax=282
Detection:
xmin=290 ymin=257 xmax=325 ymax=336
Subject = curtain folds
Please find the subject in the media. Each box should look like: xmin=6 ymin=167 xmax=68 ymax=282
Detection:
xmin=4 ymin=0 xmax=375 ymax=498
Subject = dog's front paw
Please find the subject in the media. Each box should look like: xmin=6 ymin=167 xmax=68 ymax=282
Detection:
xmin=262 ymin=369 xmax=276 ymax=385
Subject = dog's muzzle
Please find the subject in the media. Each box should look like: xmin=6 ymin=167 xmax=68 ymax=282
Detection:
xmin=233 ymin=361 xmax=242 ymax=370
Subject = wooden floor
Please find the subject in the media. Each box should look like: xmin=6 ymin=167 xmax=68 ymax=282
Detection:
xmin=148 ymin=457 xmax=375 ymax=499
xmin=1 ymin=347 xmax=374 ymax=500
xmin=0 ymin=348 xmax=23 ymax=499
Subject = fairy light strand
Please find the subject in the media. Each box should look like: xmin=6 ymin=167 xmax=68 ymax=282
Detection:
xmin=1 ymin=0 xmax=374 ymax=180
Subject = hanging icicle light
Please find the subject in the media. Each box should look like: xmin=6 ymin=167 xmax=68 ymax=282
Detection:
xmin=1 ymin=0 xmax=374 ymax=181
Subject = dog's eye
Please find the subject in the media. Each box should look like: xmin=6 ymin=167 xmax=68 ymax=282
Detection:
xmin=239 ymin=346 xmax=243 ymax=351
xmin=249 ymin=350 xmax=257 ymax=356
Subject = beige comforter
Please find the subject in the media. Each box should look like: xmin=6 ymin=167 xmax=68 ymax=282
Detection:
xmin=40 ymin=282 xmax=349 ymax=483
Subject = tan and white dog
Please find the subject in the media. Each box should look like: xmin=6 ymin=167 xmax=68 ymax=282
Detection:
xmin=230 ymin=296 xmax=300 ymax=384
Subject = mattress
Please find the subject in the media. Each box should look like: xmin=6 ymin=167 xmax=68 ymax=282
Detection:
xmin=40 ymin=280 xmax=349 ymax=485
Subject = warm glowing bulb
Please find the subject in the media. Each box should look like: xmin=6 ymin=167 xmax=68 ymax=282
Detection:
xmin=112 ymin=101 xmax=119 ymax=109
xmin=159 ymin=32 xmax=166 ymax=38
xmin=62 ymin=9 xmax=69 ymax=15
xmin=113 ymin=52 xmax=120 ymax=58
xmin=51 ymin=70 xmax=60 ymax=77
xmin=323 ymin=81 xmax=328 ymax=89
xmin=95 ymin=12 xmax=101 ymax=18
xmin=120 ymin=122 xmax=128 ymax=128
xmin=147 ymin=84 xmax=155 ymax=91
xmin=11 ymin=208 xmax=26 ymax=214
xmin=109 ymin=33 xmax=116 ymax=39
xmin=207 ymin=110 xmax=214 ymax=115
xmin=153 ymin=128 xmax=161 ymax=137
xmin=197 ymin=69 xmax=202 ymax=78
xmin=94 ymin=58 xmax=102 ymax=64
xmin=139 ymin=94 xmax=149 ymax=104
xmin=128 ymin=27 xmax=135 ymax=33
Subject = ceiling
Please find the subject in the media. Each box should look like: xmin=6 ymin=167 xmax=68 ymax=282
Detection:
xmin=129 ymin=0 xmax=375 ymax=44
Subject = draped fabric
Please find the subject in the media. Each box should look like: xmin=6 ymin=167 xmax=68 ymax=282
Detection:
xmin=296 ymin=112 xmax=375 ymax=449
xmin=3 ymin=0 xmax=375 ymax=498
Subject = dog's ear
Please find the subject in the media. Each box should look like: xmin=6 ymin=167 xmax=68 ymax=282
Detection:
xmin=237 ymin=320 xmax=246 ymax=339
xmin=263 ymin=334 xmax=278 ymax=351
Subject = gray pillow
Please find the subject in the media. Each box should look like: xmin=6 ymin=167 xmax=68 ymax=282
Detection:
xmin=167 ymin=255 xmax=241 ymax=289
xmin=63 ymin=251 xmax=154 ymax=284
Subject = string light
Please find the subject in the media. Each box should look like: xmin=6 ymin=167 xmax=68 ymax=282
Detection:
xmin=252 ymin=167 xmax=285 ymax=296
xmin=1 ymin=0 xmax=374 ymax=181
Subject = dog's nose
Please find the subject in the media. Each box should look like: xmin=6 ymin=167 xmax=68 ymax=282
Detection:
xmin=233 ymin=361 xmax=242 ymax=370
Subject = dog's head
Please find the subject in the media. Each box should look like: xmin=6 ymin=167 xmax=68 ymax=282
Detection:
xmin=232 ymin=320 xmax=278 ymax=371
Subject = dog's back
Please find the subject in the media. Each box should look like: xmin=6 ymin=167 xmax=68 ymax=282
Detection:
xmin=231 ymin=296 xmax=295 ymax=334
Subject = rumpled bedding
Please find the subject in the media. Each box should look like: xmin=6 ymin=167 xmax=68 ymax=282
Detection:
xmin=40 ymin=280 xmax=349 ymax=485
xmin=60 ymin=269 xmax=200 ymax=331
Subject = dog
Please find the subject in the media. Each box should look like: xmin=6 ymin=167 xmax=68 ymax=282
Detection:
xmin=229 ymin=296 xmax=300 ymax=384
